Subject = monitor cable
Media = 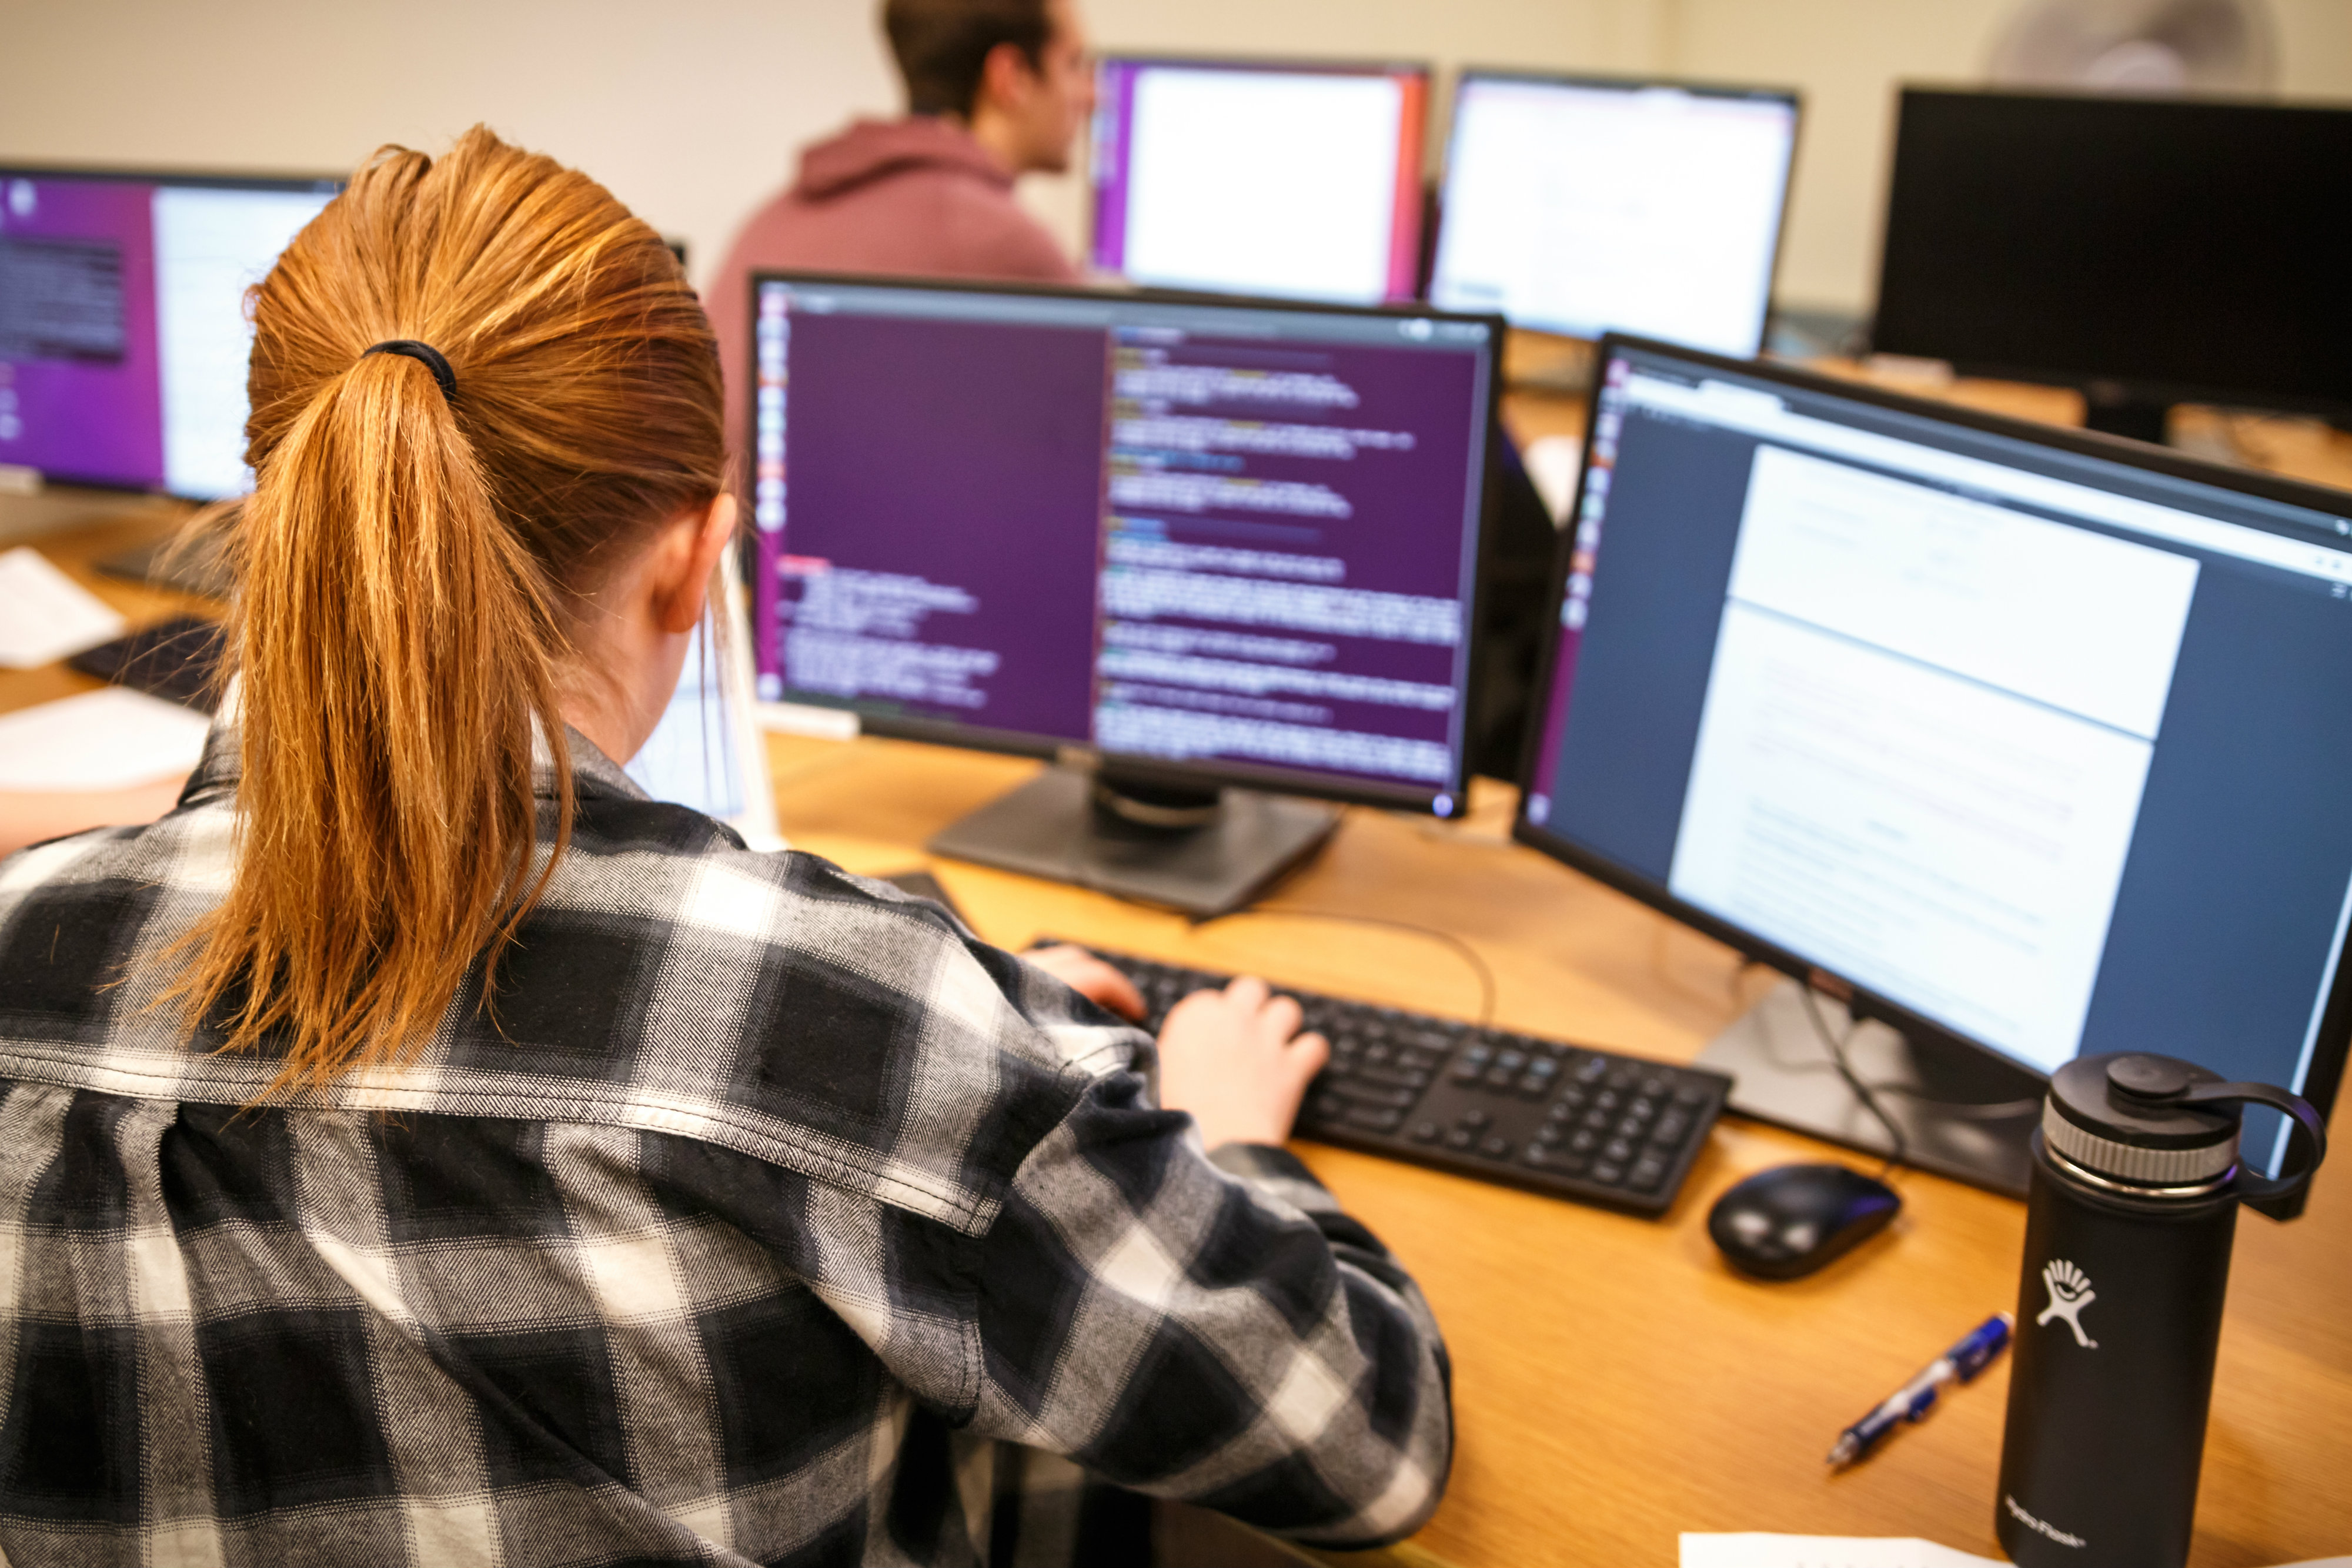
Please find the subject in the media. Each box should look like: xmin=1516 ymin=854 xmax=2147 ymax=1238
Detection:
xmin=1745 ymin=962 xmax=2042 ymax=1124
xmin=1197 ymin=904 xmax=1499 ymax=1029
xmin=1797 ymin=982 xmax=1908 ymax=1182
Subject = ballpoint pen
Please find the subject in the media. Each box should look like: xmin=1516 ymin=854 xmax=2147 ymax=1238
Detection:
xmin=1828 ymin=1312 xmax=2013 ymax=1467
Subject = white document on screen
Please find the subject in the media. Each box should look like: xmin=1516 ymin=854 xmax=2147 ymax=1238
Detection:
xmin=1668 ymin=444 xmax=2200 ymax=1071
xmin=1433 ymin=81 xmax=1793 ymax=353
xmin=152 ymin=186 xmax=335 ymax=500
xmin=1120 ymin=69 xmax=1403 ymax=304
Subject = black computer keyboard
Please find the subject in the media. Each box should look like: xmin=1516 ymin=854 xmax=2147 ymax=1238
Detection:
xmin=1059 ymin=942 xmax=1733 ymax=1218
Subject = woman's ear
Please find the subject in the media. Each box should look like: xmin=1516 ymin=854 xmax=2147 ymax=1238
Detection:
xmin=654 ymin=493 xmax=740 ymax=635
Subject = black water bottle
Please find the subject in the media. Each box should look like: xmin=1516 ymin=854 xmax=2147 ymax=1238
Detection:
xmin=1995 ymin=1053 xmax=2327 ymax=1567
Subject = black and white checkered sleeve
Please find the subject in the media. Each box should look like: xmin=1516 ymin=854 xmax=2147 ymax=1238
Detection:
xmin=967 ymin=1047 xmax=1453 ymax=1547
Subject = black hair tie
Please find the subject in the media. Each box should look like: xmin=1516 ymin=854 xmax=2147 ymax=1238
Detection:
xmin=363 ymin=340 xmax=458 ymax=402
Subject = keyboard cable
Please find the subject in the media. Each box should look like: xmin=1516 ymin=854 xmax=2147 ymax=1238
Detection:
xmin=1194 ymin=904 xmax=1499 ymax=1029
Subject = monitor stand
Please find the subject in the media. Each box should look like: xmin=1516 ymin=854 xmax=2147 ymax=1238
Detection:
xmin=1693 ymin=979 xmax=2045 ymax=1197
xmin=926 ymin=765 xmax=1341 ymax=917
xmin=2081 ymin=382 xmax=2172 ymax=447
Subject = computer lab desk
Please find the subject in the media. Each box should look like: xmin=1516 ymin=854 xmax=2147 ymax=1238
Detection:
xmin=6 ymin=377 xmax=2352 ymax=1568
xmin=748 ymin=731 xmax=2352 ymax=1568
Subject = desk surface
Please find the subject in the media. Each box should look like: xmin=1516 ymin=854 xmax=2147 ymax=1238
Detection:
xmin=6 ymin=377 xmax=2352 ymax=1567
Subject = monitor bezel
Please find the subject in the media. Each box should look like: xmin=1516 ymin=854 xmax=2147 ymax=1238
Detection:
xmin=1870 ymin=86 xmax=2352 ymax=424
xmin=1430 ymin=68 xmax=1805 ymax=353
xmin=744 ymin=266 xmax=1506 ymax=819
xmin=0 ymin=160 xmax=347 ymax=500
xmin=1511 ymin=331 xmax=2352 ymax=1209
xmin=1085 ymin=52 xmax=1435 ymax=304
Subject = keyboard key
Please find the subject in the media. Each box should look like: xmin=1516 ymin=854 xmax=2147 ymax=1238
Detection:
xmin=1603 ymin=1136 xmax=1637 ymax=1165
xmin=1628 ymin=1097 xmax=1658 ymax=1124
xmin=1347 ymin=1106 xmax=1405 ymax=1132
xmin=1410 ymin=1120 xmax=1441 ymax=1143
xmin=1480 ymin=1135 xmax=1512 ymax=1159
xmin=1569 ymin=1128 xmax=1599 ymax=1155
xmin=1537 ymin=1124 xmax=1565 ymax=1146
xmin=1606 ymin=1066 xmax=1638 ymax=1091
xmin=1630 ymin=1155 xmax=1668 ymax=1191
xmin=1652 ymin=1112 xmax=1691 ymax=1146
xmin=1445 ymin=1128 xmax=1475 ymax=1151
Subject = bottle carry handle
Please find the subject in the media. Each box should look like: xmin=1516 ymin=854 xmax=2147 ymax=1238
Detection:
xmin=2176 ymin=1081 xmax=2330 ymax=1203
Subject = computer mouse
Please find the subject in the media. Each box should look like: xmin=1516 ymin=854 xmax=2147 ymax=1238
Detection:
xmin=1707 ymin=1162 xmax=1901 ymax=1281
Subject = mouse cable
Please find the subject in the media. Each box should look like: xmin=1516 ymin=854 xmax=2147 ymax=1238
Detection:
xmin=1192 ymin=905 xmax=1498 ymax=1029
xmin=1797 ymin=982 xmax=1907 ymax=1182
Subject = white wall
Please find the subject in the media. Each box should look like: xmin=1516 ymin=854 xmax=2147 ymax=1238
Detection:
xmin=6 ymin=0 xmax=2350 ymax=317
xmin=1671 ymin=0 xmax=2352 ymax=312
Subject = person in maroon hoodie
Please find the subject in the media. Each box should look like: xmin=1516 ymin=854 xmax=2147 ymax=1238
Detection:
xmin=709 ymin=0 xmax=1094 ymax=459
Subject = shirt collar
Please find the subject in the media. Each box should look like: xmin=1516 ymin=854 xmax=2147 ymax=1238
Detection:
xmin=183 ymin=718 xmax=650 ymax=808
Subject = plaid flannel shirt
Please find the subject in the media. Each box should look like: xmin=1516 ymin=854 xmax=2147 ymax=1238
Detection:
xmin=0 ymin=727 xmax=1451 ymax=1567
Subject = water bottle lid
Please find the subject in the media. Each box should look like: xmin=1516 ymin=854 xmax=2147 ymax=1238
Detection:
xmin=2044 ymin=1052 xmax=2240 ymax=1188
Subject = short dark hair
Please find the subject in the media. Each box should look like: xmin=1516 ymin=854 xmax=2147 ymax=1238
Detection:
xmin=883 ymin=0 xmax=1054 ymax=118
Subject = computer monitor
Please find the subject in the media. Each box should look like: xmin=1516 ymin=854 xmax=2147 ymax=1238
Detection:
xmin=1428 ymin=71 xmax=1799 ymax=357
xmin=1515 ymin=335 xmax=2350 ymax=1212
xmin=1088 ymin=55 xmax=1429 ymax=306
xmin=0 ymin=164 xmax=342 ymax=500
xmin=1873 ymin=88 xmax=2352 ymax=443
xmin=747 ymin=272 xmax=1500 ymax=912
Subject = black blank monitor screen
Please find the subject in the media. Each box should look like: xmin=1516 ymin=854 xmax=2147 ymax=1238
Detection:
xmin=1519 ymin=339 xmax=2352 ymax=1174
xmin=1873 ymin=89 xmax=2352 ymax=412
xmin=1431 ymin=73 xmax=1798 ymax=356
xmin=749 ymin=275 xmax=1496 ymax=813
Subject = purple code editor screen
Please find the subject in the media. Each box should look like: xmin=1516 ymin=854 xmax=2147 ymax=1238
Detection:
xmin=0 ymin=177 xmax=166 ymax=488
xmin=750 ymin=280 xmax=1493 ymax=801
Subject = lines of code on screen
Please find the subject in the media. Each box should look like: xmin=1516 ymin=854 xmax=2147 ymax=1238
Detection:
xmin=751 ymin=283 xmax=1486 ymax=798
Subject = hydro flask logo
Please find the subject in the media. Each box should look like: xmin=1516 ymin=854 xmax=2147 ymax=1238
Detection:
xmin=2036 ymin=1259 xmax=2099 ymax=1349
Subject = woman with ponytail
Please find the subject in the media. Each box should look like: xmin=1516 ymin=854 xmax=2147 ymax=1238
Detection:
xmin=0 ymin=129 xmax=1449 ymax=1566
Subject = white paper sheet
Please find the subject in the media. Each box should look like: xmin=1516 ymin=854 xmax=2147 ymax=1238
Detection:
xmin=1681 ymin=1536 xmax=1997 ymax=1567
xmin=0 ymin=688 xmax=211 ymax=790
xmin=0 ymin=547 xmax=127 ymax=668
xmin=1680 ymin=1536 xmax=2350 ymax=1568
xmin=1522 ymin=434 xmax=1584 ymax=525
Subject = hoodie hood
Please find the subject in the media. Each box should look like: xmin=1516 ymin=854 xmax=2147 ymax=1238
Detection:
xmin=793 ymin=116 xmax=1014 ymax=202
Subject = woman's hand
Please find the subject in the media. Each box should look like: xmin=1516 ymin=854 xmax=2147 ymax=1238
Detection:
xmin=1157 ymin=975 xmax=1329 ymax=1150
xmin=1023 ymin=943 xmax=1146 ymax=1021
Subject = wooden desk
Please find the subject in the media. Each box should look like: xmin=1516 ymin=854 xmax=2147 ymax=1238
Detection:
xmin=749 ymin=734 xmax=2352 ymax=1568
xmin=6 ymin=422 xmax=2351 ymax=1567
